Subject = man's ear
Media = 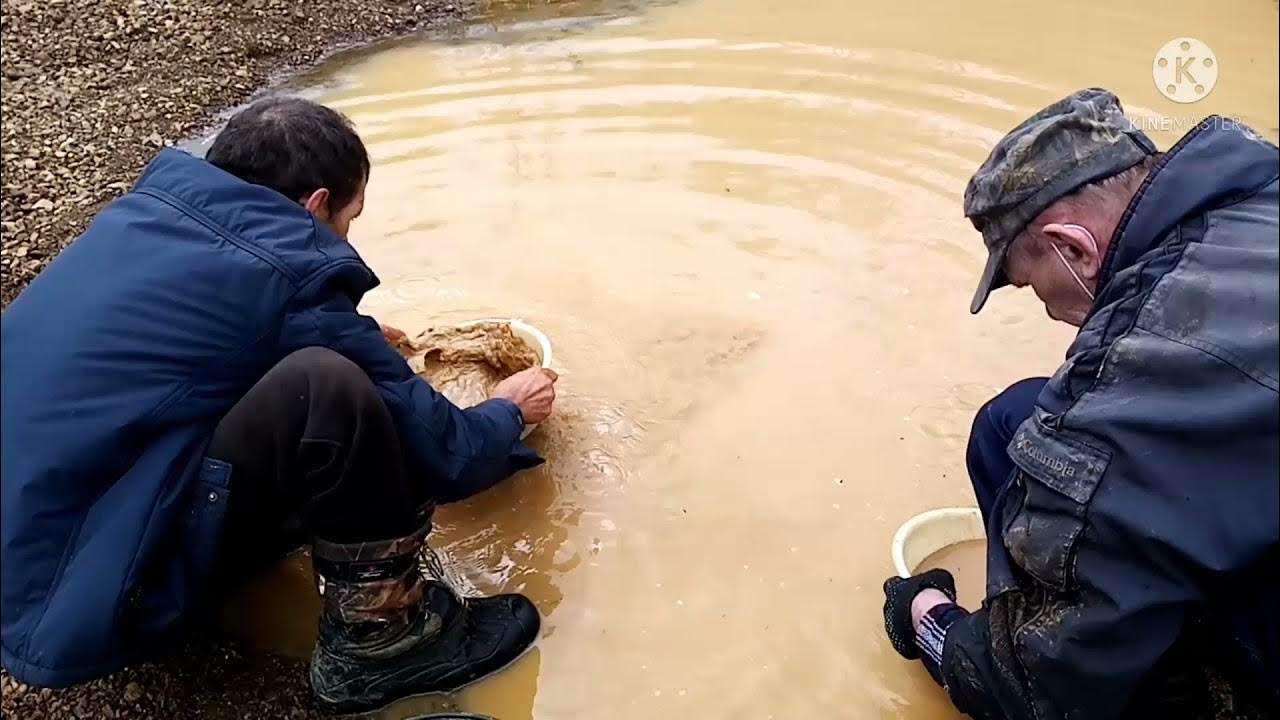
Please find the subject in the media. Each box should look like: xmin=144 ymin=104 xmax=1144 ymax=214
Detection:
xmin=1043 ymin=222 xmax=1102 ymax=280
xmin=301 ymin=188 xmax=332 ymax=220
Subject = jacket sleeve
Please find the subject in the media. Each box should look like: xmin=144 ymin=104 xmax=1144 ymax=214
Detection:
xmin=281 ymin=291 xmax=543 ymax=503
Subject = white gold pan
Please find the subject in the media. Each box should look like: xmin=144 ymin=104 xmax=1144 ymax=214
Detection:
xmin=892 ymin=507 xmax=985 ymax=578
xmin=457 ymin=319 xmax=554 ymax=440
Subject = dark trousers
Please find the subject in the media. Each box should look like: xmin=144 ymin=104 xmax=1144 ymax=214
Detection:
xmin=964 ymin=377 xmax=1048 ymax=522
xmin=207 ymin=347 xmax=428 ymax=581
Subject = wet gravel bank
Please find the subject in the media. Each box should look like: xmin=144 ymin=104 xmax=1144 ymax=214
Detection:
xmin=1 ymin=1 xmax=467 ymax=717
xmin=1 ymin=0 xmax=464 ymax=307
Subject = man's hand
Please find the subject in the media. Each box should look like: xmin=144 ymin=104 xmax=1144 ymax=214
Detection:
xmin=882 ymin=569 xmax=958 ymax=659
xmin=491 ymin=367 xmax=558 ymax=425
xmin=380 ymin=323 xmax=409 ymax=347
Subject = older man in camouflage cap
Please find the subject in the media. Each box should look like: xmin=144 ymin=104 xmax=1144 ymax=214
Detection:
xmin=882 ymin=88 xmax=1279 ymax=719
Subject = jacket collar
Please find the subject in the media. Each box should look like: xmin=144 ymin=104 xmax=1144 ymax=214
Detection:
xmin=133 ymin=149 xmax=380 ymax=300
xmin=1101 ymin=118 xmax=1280 ymax=286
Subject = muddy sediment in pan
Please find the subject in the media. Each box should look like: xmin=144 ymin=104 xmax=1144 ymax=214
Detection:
xmin=401 ymin=322 xmax=542 ymax=409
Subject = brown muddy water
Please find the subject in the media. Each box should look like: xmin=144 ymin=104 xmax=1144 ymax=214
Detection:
xmin=222 ymin=0 xmax=1279 ymax=717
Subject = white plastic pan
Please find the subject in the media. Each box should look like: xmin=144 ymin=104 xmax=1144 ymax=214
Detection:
xmin=892 ymin=507 xmax=985 ymax=578
xmin=457 ymin=319 xmax=553 ymax=440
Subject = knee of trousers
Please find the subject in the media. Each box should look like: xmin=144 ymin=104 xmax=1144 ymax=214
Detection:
xmin=274 ymin=347 xmax=382 ymax=407
xmin=966 ymin=378 xmax=1048 ymax=471
xmin=969 ymin=377 xmax=1048 ymax=443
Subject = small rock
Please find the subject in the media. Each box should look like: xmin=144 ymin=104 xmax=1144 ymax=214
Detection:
xmin=123 ymin=681 xmax=142 ymax=703
xmin=33 ymin=198 xmax=54 ymax=211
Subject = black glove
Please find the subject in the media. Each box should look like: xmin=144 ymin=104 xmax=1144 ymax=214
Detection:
xmin=882 ymin=569 xmax=958 ymax=659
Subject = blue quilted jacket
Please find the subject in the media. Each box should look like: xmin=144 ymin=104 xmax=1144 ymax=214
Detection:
xmin=1 ymin=149 xmax=540 ymax=687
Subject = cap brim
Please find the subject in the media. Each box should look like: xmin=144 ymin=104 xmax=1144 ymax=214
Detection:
xmin=970 ymin=246 xmax=1010 ymax=314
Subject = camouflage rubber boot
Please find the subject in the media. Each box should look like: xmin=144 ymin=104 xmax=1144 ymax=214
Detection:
xmin=309 ymin=526 xmax=541 ymax=715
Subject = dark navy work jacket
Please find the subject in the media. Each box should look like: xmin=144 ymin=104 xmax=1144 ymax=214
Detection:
xmin=1 ymin=149 xmax=540 ymax=687
xmin=943 ymin=120 xmax=1279 ymax=719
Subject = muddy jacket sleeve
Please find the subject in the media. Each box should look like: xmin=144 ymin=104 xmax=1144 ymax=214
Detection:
xmin=282 ymin=292 xmax=543 ymax=503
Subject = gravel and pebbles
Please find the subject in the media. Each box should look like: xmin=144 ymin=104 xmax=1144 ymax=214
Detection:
xmin=1 ymin=0 xmax=468 ymax=716
xmin=1 ymin=0 xmax=465 ymax=307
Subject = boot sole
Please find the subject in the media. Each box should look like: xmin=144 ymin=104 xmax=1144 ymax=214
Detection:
xmin=322 ymin=641 xmax=537 ymax=719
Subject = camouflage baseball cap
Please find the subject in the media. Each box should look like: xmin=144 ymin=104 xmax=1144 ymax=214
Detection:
xmin=964 ymin=88 xmax=1156 ymax=313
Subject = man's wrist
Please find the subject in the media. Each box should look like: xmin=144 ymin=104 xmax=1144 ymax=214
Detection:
xmin=507 ymin=399 xmax=528 ymax=430
xmin=508 ymin=399 xmax=526 ymax=426
xmin=915 ymin=602 xmax=968 ymax=684
xmin=911 ymin=588 xmax=954 ymax=628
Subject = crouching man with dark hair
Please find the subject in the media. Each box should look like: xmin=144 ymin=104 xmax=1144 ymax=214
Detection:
xmin=1 ymin=97 xmax=557 ymax=714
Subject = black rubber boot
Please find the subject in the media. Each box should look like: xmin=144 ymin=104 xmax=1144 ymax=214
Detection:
xmin=309 ymin=525 xmax=541 ymax=715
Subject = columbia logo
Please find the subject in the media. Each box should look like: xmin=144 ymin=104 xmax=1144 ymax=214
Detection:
xmin=1017 ymin=438 xmax=1077 ymax=477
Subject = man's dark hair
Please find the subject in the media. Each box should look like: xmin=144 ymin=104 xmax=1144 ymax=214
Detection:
xmin=206 ymin=97 xmax=370 ymax=213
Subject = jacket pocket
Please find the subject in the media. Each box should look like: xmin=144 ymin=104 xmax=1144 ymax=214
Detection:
xmin=1002 ymin=410 xmax=1111 ymax=591
xmin=185 ymin=457 xmax=233 ymax=582
xmin=124 ymin=457 xmax=234 ymax=637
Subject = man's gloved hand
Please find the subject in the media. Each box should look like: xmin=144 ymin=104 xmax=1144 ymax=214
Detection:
xmin=882 ymin=569 xmax=958 ymax=659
